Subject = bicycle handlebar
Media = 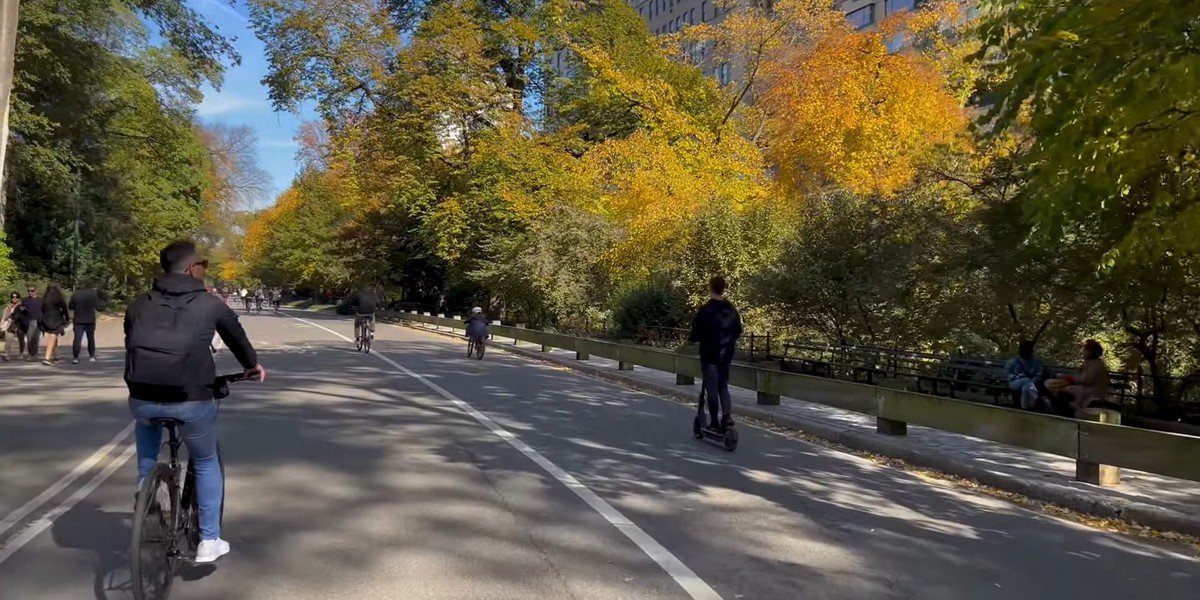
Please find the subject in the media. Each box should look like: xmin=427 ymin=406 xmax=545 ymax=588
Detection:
xmin=214 ymin=372 xmax=250 ymax=400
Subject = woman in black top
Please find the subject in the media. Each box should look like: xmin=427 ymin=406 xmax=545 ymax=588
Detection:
xmin=39 ymin=284 xmax=70 ymax=365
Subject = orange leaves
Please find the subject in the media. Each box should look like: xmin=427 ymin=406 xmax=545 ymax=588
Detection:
xmin=760 ymin=29 xmax=967 ymax=196
xmin=690 ymin=0 xmax=972 ymax=197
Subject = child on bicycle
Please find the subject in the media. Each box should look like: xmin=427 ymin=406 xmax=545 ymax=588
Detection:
xmin=465 ymin=307 xmax=489 ymax=343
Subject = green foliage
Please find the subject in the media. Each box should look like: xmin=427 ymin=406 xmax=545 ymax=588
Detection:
xmin=612 ymin=277 xmax=689 ymax=337
xmin=0 ymin=233 xmax=16 ymax=286
xmin=473 ymin=204 xmax=617 ymax=324
xmin=977 ymin=0 xmax=1200 ymax=266
xmin=4 ymin=0 xmax=238 ymax=296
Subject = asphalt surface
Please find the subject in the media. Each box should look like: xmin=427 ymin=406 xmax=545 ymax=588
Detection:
xmin=1 ymin=308 xmax=1198 ymax=600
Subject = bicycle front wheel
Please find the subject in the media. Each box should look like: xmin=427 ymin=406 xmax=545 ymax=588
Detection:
xmin=131 ymin=463 xmax=180 ymax=600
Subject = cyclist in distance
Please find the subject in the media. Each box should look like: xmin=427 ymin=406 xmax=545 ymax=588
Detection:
xmin=465 ymin=306 xmax=489 ymax=345
xmin=124 ymin=240 xmax=266 ymax=564
xmin=348 ymin=286 xmax=380 ymax=343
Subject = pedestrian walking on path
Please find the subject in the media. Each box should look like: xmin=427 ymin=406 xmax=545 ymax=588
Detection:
xmin=38 ymin=284 xmax=70 ymax=366
xmin=19 ymin=286 xmax=42 ymax=360
xmin=2 ymin=291 xmax=27 ymax=361
xmin=69 ymin=283 xmax=104 ymax=363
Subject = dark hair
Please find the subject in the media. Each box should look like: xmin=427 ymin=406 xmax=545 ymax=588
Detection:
xmin=9 ymin=291 xmax=18 ymax=300
xmin=160 ymin=240 xmax=197 ymax=273
xmin=709 ymin=276 xmax=727 ymax=296
xmin=1083 ymin=339 xmax=1104 ymax=359
xmin=1017 ymin=340 xmax=1035 ymax=358
xmin=44 ymin=283 xmax=65 ymax=307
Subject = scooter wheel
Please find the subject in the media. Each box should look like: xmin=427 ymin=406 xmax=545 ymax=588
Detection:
xmin=692 ymin=415 xmax=703 ymax=440
xmin=723 ymin=427 xmax=738 ymax=451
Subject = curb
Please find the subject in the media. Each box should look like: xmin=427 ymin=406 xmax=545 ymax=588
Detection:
xmin=394 ymin=319 xmax=1200 ymax=538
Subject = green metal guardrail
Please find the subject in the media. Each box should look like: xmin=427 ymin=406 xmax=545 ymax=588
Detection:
xmin=392 ymin=310 xmax=1200 ymax=484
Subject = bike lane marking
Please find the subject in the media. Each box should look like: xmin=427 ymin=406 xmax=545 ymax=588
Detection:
xmin=0 ymin=444 xmax=136 ymax=565
xmin=290 ymin=314 xmax=725 ymax=600
xmin=0 ymin=421 xmax=134 ymax=543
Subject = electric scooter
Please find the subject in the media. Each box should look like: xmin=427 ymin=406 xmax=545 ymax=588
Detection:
xmin=692 ymin=387 xmax=738 ymax=451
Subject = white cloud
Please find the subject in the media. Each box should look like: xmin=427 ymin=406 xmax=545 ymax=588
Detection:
xmin=195 ymin=0 xmax=249 ymax=24
xmin=197 ymin=93 xmax=260 ymax=117
xmin=261 ymin=139 xmax=299 ymax=149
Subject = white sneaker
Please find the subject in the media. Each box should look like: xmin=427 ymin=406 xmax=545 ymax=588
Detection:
xmin=72 ymin=358 xmax=79 ymax=365
xmin=195 ymin=538 xmax=230 ymax=563
xmin=89 ymin=356 xmax=97 ymax=363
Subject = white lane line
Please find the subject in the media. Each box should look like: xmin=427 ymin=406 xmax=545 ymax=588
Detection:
xmin=0 ymin=421 xmax=134 ymax=540
xmin=0 ymin=444 xmax=136 ymax=565
xmin=290 ymin=315 xmax=724 ymax=600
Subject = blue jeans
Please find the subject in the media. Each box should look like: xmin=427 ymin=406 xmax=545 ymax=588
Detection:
xmin=1010 ymin=377 xmax=1039 ymax=410
xmin=129 ymin=398 xmax=223 ymax=541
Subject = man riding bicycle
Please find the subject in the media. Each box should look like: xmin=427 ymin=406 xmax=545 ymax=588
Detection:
xmin=124 ymin=241 xmax=266 ymax=564
xmin=348 ymin=287 xmax=380 ymax=342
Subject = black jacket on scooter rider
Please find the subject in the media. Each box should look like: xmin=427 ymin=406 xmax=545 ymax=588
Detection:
xmin=124 ymin=273 xmax=258 ymax=402
xmin=689 ymin=298 xmax=743 ymax=365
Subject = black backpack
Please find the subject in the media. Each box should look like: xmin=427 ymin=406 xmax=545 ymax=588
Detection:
xmin=125 ymin=291 xmax=207 ymax=392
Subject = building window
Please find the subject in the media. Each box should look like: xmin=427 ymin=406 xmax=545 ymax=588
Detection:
xmin=846 ymin=5 xmax=875 ymax=30
xmin=717 ymin=62 xmax=730 ymax=86
xmin=885 ymin=0 xmax=915 ymax=14
xmin=701 ymin=1 xmax=708 ymax=21
xmin=689 ymin=8 xmax=695 ymax=24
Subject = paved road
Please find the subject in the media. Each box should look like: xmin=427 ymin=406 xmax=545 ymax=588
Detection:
xmin=1 ymin=309 xmax=1198 ymax=599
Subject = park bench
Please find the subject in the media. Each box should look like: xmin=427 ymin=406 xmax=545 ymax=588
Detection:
xmin=780 ymin=341 xmax=837 ymax=377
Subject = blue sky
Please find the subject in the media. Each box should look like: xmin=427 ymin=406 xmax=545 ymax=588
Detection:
xmin=189 ymin=0 xmax=314 ymax=203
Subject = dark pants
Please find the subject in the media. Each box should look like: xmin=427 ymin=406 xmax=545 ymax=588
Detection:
xmin=73 ymin=322 xmax=96 ymax=359
xmin=702 ymin=360 xmax=733 ymax=426
xmin=24 ymin=325 xmax=40 ymax=357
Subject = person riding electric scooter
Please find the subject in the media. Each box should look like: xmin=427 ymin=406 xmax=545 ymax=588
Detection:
xmin=689 ymin=276 xmax=742 ymax=432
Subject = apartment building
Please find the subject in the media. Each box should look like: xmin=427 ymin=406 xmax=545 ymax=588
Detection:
xmin=549 ymin=1 xmax=925 ymax=83
xmin=632 ymin=0 xmax=917 ymax=36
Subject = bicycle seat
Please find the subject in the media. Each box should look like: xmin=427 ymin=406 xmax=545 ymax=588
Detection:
xmin=149 ymin=417 xmax=185 ymax=429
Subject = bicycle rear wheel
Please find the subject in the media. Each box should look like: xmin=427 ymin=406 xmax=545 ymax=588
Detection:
xmin=131 ymin=463 xmax=180 ymax=600
xmin=363 ymin=328 xmax=372 ymax=353
xmin=476 ymin=338 xmax=485 ymax=359
xmin=466 ymin=339 xmax=475 ymax=357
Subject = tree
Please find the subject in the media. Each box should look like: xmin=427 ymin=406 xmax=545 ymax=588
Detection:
xmin=977 ymin=0 xmax=1200 ymax=266
xmin=3 ymin=0 xmax=238 ymax=293
xmin=686 ymin=0 xmax=972 ymax=196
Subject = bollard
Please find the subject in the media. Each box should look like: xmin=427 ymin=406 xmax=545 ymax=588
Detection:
xmin=618 ymin=361 xmax=634 ymax=371
xmin=576 ymin=351 xmax=589 ymax=360
xmin=755 ymin=362 xmax=781 ymax=406
xmin=676 ymin=374 xmax=694 ymax=385
xmin=876 ymin=417 xmax=907 ymax=436
xmin=1076 ymin=408 xmax=1121 ymax=486
xmin=757 ymin=391 xmax=781 ymax=406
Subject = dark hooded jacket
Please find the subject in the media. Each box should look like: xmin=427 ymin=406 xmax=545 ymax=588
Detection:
xmin=689 ymin=298 xmax=743 ymax=364
xmin=124 ymin=273 xmax=257 ymax=402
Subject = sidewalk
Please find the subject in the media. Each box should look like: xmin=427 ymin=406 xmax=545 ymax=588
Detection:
xmin=406 ymin=321 xmax=1200 ymax=537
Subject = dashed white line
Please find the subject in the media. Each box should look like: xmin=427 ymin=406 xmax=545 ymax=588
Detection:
xmin=289 ymin=314 xmax=725 ymax=600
